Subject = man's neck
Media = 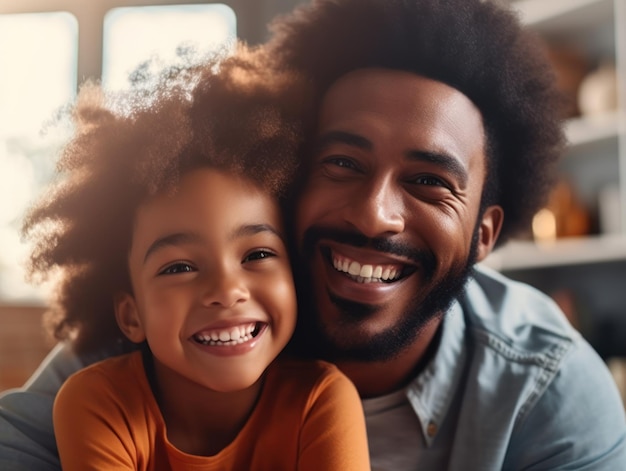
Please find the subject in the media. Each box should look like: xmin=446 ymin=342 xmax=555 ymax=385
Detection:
xmin=337 ymin=316 xmax=443 ymax=398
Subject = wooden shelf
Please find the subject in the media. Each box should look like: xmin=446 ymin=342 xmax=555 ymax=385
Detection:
xmin=513 ymin=0 xmax=613 ymax=29
xmin=0 ymin=305 xmax=52 ymax=392
xmin=565 ymin=111 xmax=621 ymax=147
xmin=482 ymin=234 xmax=626 ymax=271
xmin=512 ymin=0 xmax=615 ymax=58
xmin=492 ymin=0 xmax=626 ymax=274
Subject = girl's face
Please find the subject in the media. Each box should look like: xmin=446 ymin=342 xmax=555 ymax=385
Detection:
xmin=117 ymin=167 xmax=296 ymax=393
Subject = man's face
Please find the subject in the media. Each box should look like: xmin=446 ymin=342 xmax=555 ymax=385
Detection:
xmin=294 ymin=68 xmax=502 ymax=362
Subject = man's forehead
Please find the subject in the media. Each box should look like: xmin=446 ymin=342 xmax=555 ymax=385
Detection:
xmin=319 ymin=67 xmax=479 ymax=117
xmin=318 ymin=68 xmax=485 ymax=143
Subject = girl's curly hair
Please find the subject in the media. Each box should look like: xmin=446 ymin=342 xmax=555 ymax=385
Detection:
xmin=22 ymin=46 xmax=309 ymax=355
xmin=265 ymin=0 xmax=566 ymax=246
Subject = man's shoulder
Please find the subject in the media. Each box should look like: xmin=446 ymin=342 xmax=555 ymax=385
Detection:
xmin=459 ymin=265 xmax=582 ymax=419
xmin=0 ymin=342 xmax=123 ymax=471
xmin=18 ymin=342 xmax=122 ymax=396
xmin=449 ymin=266 xmax=626 ymax=467
xmin=463 ymin=264 xmax=578 ymax=360
xmin=461 ymin=265 xmax=625 ymax=431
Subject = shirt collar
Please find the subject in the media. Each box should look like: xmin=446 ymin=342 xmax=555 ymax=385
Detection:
xmin=404 ymin=299 xmax=468 ymax=447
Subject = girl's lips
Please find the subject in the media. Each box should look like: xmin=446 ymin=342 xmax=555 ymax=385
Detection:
xmin=190 ymin=323 xmax=268 ymax=357
xmin=191 ymin=321 xmax=261 ymax=344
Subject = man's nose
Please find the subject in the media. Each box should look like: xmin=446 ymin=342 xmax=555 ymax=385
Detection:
xmin=201 ymin=268 xmax=250 ymax=309
xmin=345 ymin=176 xmax=405 ymax=238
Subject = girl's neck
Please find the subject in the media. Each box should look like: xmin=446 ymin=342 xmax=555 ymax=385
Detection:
xmin=143 ymin=351 xmax=264 ymax=456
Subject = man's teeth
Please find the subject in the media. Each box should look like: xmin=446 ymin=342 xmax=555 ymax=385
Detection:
xmin=193 ymin=323 xmax=257 ymax=346
xmin=332 ymin=256 xmax=401 ymax=283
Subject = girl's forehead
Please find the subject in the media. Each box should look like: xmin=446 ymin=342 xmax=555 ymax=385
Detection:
xmin=134 ymin=168 xmax=281 ymax=230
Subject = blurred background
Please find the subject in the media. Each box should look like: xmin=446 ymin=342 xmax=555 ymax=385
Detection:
xmin=0 ymin=0 xmax=624 ymax=405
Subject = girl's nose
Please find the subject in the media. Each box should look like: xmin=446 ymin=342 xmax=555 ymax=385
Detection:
xmin=201 ymin=269 xmax=250 ymax=309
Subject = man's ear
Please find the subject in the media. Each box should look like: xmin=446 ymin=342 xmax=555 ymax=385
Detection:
xmin=475 ymin=205 xmax=504 ymax=262
xmin=114 ymin=292 xmax=146 ymax=344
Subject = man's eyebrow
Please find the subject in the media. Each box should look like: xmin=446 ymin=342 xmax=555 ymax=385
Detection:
xmin=407 ymin=150 xmax=468 ymax=186
xmin=314 ymin=131 xmax=468 ymax=184
xmin=144 ymin=232 xmax=203 ymax=264
xmin=314 ymin=130 xmax=373 ymax=152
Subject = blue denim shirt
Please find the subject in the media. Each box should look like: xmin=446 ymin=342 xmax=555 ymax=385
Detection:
xmin=365 ymin=265 xmax=626 ymax=470
xmin=1 ymin=266 xmax=625 ymax=470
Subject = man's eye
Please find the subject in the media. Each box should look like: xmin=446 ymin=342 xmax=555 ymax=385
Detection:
xmin=159 ymin=262 xmax=195 ymax=275
xmin=243 ymin=250 xmax=276 ymax=263
xmin=414 ymin=175 xmax=445 ymax=186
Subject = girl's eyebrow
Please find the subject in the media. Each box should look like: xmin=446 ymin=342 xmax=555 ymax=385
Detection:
xmin=143 ymin=224 xmax=284 ymax=264
xmin=229 ymin=223 xmax=283 ymax=241
xmin=143 ymin=232 xmax=203 ymax=264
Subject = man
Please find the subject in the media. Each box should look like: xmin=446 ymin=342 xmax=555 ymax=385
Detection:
xmin=269 ymin=0 xmax=626 ymax=468
xmin=1 ymin=0 xmax=625 ymax=469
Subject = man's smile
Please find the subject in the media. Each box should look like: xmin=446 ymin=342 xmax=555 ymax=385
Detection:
xmin=322 ymin=243 xmax=419 ymax=282
xmin=314 ymin=243 xmax=420 ymax=304
xmin=332 ymin=251 xmax=403 ymax=283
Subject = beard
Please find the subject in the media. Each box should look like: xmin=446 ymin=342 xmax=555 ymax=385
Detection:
xmin=290 ymin=224 xmax=480 ymax=363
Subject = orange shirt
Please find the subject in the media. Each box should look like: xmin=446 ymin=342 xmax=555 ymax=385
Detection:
xmin=53 ymin=351 xmax=370 ymax=470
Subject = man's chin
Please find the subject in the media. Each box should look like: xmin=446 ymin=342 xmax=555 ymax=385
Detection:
xmin=293 ymin=220 xmax=481 ymax=363
xmin=298 ymin=262 xmax=475 ymax=363
xmin=308 ymin=294 xmax=435 ymax=363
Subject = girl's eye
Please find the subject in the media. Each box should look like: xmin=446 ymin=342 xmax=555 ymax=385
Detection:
xmin=159 ymin=262 xmax=195 ymax=275
xmin=243 ymin=250 xmax=276 ymax=263
xmin=323 ymin=156 xmax=358 ymax=170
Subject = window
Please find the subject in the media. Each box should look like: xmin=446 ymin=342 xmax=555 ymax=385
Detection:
xmin=103 ymin=4 xmax=236 ymax=90
xmin=0 ymin=12 xmax=78 ymax=303
xmin=1 ymin=4 xmax=237 ymax=303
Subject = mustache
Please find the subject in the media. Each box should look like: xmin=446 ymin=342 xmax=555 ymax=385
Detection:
xmin=300 ymin=226 xmax=436 ymax=279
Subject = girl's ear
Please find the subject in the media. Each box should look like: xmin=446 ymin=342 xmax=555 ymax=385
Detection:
xmin=114 ymin=292 xmax=146 ymax=344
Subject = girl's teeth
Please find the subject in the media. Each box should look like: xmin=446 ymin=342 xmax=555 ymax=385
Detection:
xmin=194 ymin=322 xmax=258 ymax=345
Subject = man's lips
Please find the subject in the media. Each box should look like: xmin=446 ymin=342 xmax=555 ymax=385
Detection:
xmin=322 ymin=245 xmax=417 ymax=284
xmin=332 ymin=252 xmax=402 ymax=282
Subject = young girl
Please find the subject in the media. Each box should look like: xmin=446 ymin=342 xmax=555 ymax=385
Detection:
xmin=21 ymin=50 xmax=370 ymax=470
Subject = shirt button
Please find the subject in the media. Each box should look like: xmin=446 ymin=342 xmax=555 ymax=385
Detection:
xmin=427 ymin=421 xmax=437 ymax=437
